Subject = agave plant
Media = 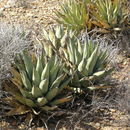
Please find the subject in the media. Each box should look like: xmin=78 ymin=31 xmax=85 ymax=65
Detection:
xmin=61 ymin=38 xmax=113 ymax=89
xmin=55 ymin=0 xmax=92 ymax=31
xmin=40 ymin=25 xmax=76 ymax=57
xmin=6 ymin=51 xmax=72 ymax=114
xmin=92 ymin=0 xmax=127 ymax=30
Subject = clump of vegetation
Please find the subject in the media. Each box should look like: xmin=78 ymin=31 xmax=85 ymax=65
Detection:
xmin=61 ymin=37 xmax=113 ymax=90
xmin=92 ymin=0 xmax=128 ymax=31
xmin=39 ymin=26 xmax=114 ymax=91
xmin=4 ymin=51 xmax=72 ymax=115
xmin=0 ymin=23 xmax=30 ymax=85
xmin=40 ymin=25 xmax=75 ymax=57
xmin=56 ymin=0 xmax=129 ymax=33
xmin=2 ymin=24 xmax=115 ymax=118
xmin=55 ymin=0 xmax=92 ymax=31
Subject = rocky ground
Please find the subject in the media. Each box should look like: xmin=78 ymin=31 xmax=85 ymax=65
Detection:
xmin=0 ymin=0 xmax=130 ymax=129
xmin=0 ymin=0 xmax=59 ymax=32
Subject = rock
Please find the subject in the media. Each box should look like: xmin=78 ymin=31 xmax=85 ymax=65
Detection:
xmin=32 ymin=6 xmax=37 ymax=9
xmin=110 ymin=120 xmax=113 ymax=124
xmin=14 ymin=16 xmax=19 ymax=19
xmin=26 ymin=13 xmax=34 ymax=17
xmin=95 ymin=123 xmax=100 ymax=127
xmin=110 ymin=109 xmax=116 ymax=113
xmin=32 ymin=15 xmax=38 ymax=18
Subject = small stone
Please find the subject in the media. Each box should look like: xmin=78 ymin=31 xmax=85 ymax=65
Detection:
xmin=26 ymin=13 xmax=33 ymax=17
xmin=32 ymin=6 xmax=37 ymax=9
xmin=32 ymin=15 xmax=38 ymax=18
xmin=110 ymin=120 xmax=113 ymax=124
xmin=110 ymin=109 xmax=116 ymax=112
xmin=95 ymin=123 xmax=100 ymax=127
xmin=123 ymin=61 xmax=127 ymax=65
xmin=14 ymin=16 xmax=19 ymax=19
xmin=35 ymin=19 xmax=41 ymax=23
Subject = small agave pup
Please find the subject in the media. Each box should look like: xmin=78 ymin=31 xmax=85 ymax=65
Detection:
xmin=62 ymin=38 xmax=113 ymax=89
xmin=5 ymin=51 xmax=72 ymax=114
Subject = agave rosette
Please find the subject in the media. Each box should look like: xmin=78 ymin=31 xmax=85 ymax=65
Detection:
xmin=92 ymin=0 xmax=127 ymax=30
xmin=61 ymin=38 xmax=113 ymax=88
xmin=7 ymin=52 xmax=72 ymax=113
xmin=55 ymin=0 xmax=92 ymax=31
xmin=41 ymin=25 xmax=76 ymax=57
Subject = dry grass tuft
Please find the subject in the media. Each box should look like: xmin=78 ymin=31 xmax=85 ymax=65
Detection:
xmin=0 ymin=22 xmax=30 ymax=89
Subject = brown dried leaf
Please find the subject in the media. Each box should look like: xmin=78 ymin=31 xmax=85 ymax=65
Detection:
xmin=2 ymin=97 xmax=20 ymax=107
xmin=6 ymin=105 xmax=30 ymax=116
xmin=3 ymin=82 xmax=21 ymax=96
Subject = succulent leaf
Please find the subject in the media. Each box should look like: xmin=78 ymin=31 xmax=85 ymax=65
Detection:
xmin=32 ymin=67 xmax=40 ymax=87
xmin=31 ymin=86 xmax=43 ymax=98
xmin=25 ymin=98 xmax=36 ymax=107
xmin=86 ymin=47 xmax=98 ymax=76
xmin=22 ymin=52 xmax=33 ymax=80
xmin=50 ymin=74 xmax=65 ymax=89
xmin=46 ymin=87 xmax=58 ymax=101
xmin=50 ymin=96 xmax=72 ymax=106
xmin=41 ymin=63 xmax=49 ymax=80
xmin=21 ymin=71 xmax=32 ymax=91
xmin=36 ymin=56 xmax=43 ymax=77
xmin=39 ymin=79 xmax=48 ymax=94
xmin=37 ymin=97 xmax=47 ymax=106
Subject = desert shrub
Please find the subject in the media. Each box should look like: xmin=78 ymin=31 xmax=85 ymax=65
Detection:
xmin=0 ymin=23 xmax=30 ymax=83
